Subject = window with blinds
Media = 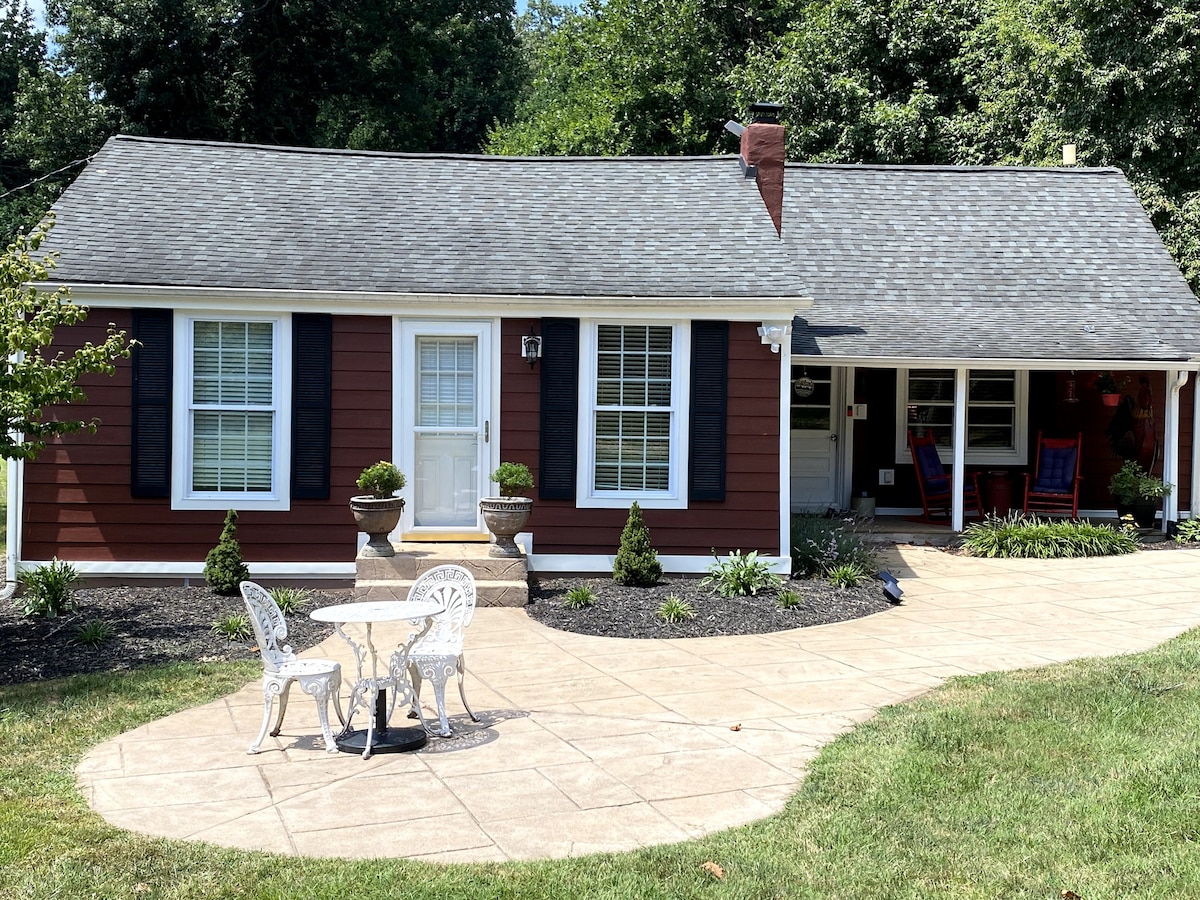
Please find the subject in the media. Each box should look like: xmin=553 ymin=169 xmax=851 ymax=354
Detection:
xmin=593 ymin=324 xmax=674 ymax=493
xmin=190 ymin=321 xmax=276 ymax=493
xmin=897 ymin=368 xmax=1027 ymax=465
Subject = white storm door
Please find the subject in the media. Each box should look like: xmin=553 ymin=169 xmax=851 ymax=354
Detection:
xmin=399 ymin=322 xmax=492 ymax=535
xmin=789 ymin=365 xmax=843 ymax=512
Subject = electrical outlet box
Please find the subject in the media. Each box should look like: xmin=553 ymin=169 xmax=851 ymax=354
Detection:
xmin=879 ymin=469 xmax=895 ymax=486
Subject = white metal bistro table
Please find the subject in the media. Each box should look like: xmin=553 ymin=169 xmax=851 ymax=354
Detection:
xmin=310 ymin=599 xmax=442 ymax=758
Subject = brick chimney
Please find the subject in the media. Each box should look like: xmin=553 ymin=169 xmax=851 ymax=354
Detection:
xmin=732 ymin=102 xmax=785 ymax=236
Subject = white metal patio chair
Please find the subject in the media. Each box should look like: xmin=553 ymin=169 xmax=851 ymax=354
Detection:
xmin=390 ymin=565 xmax=480 ymax=737
xmin=240 ymin=581 xmax=345 ymax=754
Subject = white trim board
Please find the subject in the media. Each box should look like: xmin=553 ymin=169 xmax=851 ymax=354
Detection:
xmin=13 ymin=560 xmax=357 ymax=579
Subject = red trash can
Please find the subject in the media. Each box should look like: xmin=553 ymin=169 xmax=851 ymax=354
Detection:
xmin=985 ymin=470 xmax=1013 ymax=516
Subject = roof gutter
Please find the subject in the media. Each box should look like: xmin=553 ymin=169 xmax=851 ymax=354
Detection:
xmin=792 ymin=355 xmax=1200 ymax=372
xmin=52 ymin=284 xmax=814 ymax=320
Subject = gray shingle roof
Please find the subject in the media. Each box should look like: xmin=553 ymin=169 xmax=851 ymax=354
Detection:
xmin=46 ymin=135 xmax=801 ymax=299
xmin=783 ymin=165 xmax=1200 ymax=362
xmin=44 ymin=135 xmax=1200 ymax=362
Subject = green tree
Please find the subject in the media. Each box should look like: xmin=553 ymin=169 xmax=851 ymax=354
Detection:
xmin=1 ymin=218 xmax=133 ymax=460
xmin=489 ymin=0 xmax=786 ymax=156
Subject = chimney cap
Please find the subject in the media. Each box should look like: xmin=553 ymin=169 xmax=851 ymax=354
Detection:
xmin=749 ymin=101 xmax=785 ymax=124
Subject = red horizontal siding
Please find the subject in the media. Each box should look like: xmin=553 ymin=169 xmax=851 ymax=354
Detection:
xmin=21 ymin=314 xmax=393 ymax=565
xmin=500 ymin=320 xmax=781 ymax=557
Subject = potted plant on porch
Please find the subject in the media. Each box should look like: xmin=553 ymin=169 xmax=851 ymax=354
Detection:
xmin=1109 ymin=460 xmax=1171 ymax=528
xmin=479 ymin=462 xmax=534 ymax=559
xmin=1093 ymin=372 xmax=1124 ymax=406
xmin=350 ymin=460 xmax=406 ymax=557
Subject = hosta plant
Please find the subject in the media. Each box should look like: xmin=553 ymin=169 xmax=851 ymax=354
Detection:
xmin=702 ymin=549 xmax=782 ymax=597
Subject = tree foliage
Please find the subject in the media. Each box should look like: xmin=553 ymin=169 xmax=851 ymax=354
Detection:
xmin=1 ymin=217 xmax=133 ymax=460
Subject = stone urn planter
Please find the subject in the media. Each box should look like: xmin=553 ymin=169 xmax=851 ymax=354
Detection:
xmin=480 ymin=461 xmax=535 ymax=559
xmin=350 ymin=461 xmax=406 ymax=558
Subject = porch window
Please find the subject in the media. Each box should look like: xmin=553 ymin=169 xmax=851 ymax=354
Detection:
xmin=577 ymin=322 xmax=688 ymax=508
xmin=894 ymin=368 xmax=1028 ymax=465
xmin=172 ymin=315 xmax=291 ymax=510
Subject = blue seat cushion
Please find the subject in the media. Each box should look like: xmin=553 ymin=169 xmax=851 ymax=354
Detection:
xmin=1033 ymin=446 xmax=1077 ymax=494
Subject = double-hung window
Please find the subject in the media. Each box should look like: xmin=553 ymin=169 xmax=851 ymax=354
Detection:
xmin=895 ymin=368 xmax=1027 ymax=465
xmin=172 ymin=315 xmax=291 ymax=510
xmin=578 ymin=322 xmax=688 ymax=508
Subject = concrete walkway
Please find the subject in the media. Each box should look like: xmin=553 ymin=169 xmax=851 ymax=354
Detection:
xmin=78 ymin=546 xmax=1200 ymax=862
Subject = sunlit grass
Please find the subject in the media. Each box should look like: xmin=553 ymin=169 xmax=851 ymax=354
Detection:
xmin=4 ymin=634 xmax=1200 ymax=898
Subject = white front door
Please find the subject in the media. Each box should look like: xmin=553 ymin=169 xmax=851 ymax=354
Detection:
xmin=790 ymin=365 xmax=843 ymax=512
xmin=398 ymin=321 xmax=493 ymax=538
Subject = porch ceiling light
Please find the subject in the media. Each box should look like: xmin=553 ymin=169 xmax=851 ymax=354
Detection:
xmin=521 ymin=329 xmax=543 ymax=368
xmin=757 ymin=323 xmax=791 ymax=354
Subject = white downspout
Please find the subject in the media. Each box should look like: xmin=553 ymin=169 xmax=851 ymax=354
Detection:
xmin=2 ymin=455 xmax=21 ymax=601
xmin=1164 ymin=369 xmax=1189 ymax=531
xmin=951 ymin=367 xmax=968 ymax=531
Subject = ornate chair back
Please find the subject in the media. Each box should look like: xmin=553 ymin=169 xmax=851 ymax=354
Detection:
xmin=240 ymin=581 xmax=296 ymax=673
xmin=407 ymin=565 xmax=477 ymax=656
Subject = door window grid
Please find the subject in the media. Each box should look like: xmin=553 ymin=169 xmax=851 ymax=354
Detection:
xmin=594 ymin=325 xmax=673 ymax=492
xmin=790 ymin=365 xmax=834 ymax=431
xmin=190 ymin=321 xmax=275 ymax=493
xmin=418 ymin=338 xmax=476 ymax=428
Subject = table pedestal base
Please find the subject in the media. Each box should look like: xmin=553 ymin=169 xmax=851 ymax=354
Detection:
xmin=335 ymin=726 xmax=427 ymax=755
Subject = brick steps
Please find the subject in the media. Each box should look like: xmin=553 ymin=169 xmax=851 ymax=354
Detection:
xmin=354 ymin=542 xmax=528 ymax=607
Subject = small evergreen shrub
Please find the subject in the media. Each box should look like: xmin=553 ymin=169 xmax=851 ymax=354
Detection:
xmin=961 ymin=513 xmax=1138 ymax=558
xmin=613 ymin=502 xmax=662 ymax=586
xmin=18 ymin=558 xmax=79 ymax=618
xmin=657 ymin=595 xmax=695 ymax=623
xmin=356 ymin=461 xmax=406 ymax=498
xmin=204 ymin=509 xmax=250 ymax=595
xmin=702 ymin=549 xmax=782 ymax=597
xmin=563 ymin=585 xmax=596 ymax=609
xmin=827 ymin=562 xmax=869 ymax=589
xmin=791 ymin=514 xmax=876 ymax=578
xmin=490 ymin=461 xmax=534 ymax=497
xmin=72 ymin=619 xmax=115 ymax=647
xmin=1174 ymin=518 xmax=1200 ymax=544
xmin=777 ymin=589 xmax=804 ymax=610
xmin=211 ymin=613 xmax=251 ymax=641
xmin=269 ymin=586 xmax=312 ymax=614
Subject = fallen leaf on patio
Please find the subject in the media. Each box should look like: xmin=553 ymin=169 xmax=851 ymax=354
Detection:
xmin=729 ymin=724 xmax=741 ymax=731
xmin=1061 ymin=891 xmax=1081 ymax=900
xmin=702 ymin=861 xmax=725 ymax=880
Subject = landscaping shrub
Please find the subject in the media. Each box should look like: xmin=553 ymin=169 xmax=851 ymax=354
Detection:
xmin=961 ymin=513 xmax=1138 ymax=558
xmin=203 ymin=509 xmax=250 ymax=595
xmin=563 ymin=585 xmax=596 ymax=609
xmin=18 ymin=557 xmax=78 ymax=618
xmin=1174 ymin=518 xmax=1200 ymax=544
xmin=613 ymin=502 xmax=662 ymax=586
xmin=656 ymin=595 xmax=695 ymax=623
xmin=827 ymin=562 xmax=870 ymax=588
xmin=791 ymin=514 xmax=876 ymax=577
xmin=702 ymin=549 xmax=782 ymax=597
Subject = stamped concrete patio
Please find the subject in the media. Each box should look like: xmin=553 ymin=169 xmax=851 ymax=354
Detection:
xmin=77 ymin=545 xmax=1200 ymax=862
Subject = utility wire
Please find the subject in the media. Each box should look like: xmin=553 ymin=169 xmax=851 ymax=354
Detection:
xmin=0 ymin=155 xmax=95 ymax=200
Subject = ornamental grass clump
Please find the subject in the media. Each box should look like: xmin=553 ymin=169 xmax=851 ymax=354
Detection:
xmin=657 ymin=595 xmax=695 ymax=623
xmin=268 ymin=586 xmax=312 ymax=614
xmin=563 ymin=585 xmax=596 ymax=609
xmin=613 ymin=502 xmax=662 ymax=586
xmin=961 ymin=513 xmax=1137 ymax=558
xmin=203 ymin=509 xmax=250 ymax=595
xmin=791 ymin=514 xmax=876 ymax=578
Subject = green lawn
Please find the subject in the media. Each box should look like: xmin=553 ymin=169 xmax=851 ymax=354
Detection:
xmin=3 ymin=635 xmax=1200 ymax=899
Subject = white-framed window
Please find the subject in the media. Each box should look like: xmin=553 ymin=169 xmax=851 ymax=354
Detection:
xmin=895 ymin=368 xmax=1028 ymax=465
xmin=576 ymin=321 xmax=689 ymax=509
xmin=172 ymin=314 xmax=291 ymax=511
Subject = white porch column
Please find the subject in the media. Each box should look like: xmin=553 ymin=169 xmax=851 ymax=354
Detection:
xmin=1164 ymin=370 xmax=1189 ymax=530
xmin=952 ymin=367 xmax=968 ymax=531
xmin=778 ymin=338 xmax=793 ymax=564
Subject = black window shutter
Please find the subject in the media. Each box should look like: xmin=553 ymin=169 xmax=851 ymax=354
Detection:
xmin=539 ymin=318 xmax=579 ymax=500
xmin=689 ymin=321 xmax=729 ymax=501
xmin=130 ymin=309 xmax=173 ymax=498
xmin=291 ymin=313 xmax=333 ymax=500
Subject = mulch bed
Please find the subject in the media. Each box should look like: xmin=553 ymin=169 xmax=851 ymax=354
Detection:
xmin=527 ymin=575 xmax=894 ymax=639
xmin=0 ymin=571 xmax=895 ymax=685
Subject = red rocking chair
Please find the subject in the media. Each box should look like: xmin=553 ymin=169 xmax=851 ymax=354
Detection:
xmin=908 ymin=429 xmax=984 ymax=522
xmin=1023 ymin=431 xmax=1082 ymax=518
